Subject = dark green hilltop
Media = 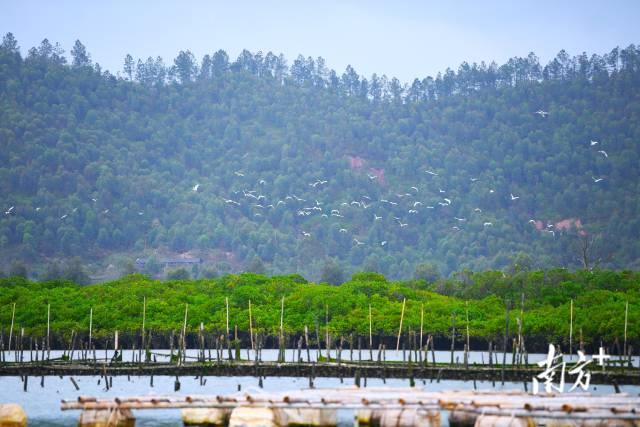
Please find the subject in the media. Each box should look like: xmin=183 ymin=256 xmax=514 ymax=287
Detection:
xmin=0 ymin=33 xmax=639 ymax=280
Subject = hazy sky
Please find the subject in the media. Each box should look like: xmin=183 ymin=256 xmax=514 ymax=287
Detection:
xmin=2 ymin=1 xmax=639 ymax=82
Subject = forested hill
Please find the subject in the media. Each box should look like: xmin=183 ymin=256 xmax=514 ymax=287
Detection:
xmin=1 ymin=33 xmax=639 ymax=280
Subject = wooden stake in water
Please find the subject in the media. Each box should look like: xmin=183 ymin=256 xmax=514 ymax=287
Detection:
xmin=368 ymin=304 xmax=373 ymax=350
xmin=249 ymin=299 xmax=254 ymax=350
xmin=396 ymin=298 xmax=406 ymax=351
xmin=325 ymin=304 xmax=330 ymax=359
xmin=46 ymin=303 xmax=50 ymax=358
xmin=182 ymin=304 xmax=188 ymax=359
xmin=465 ymin=302 xmax=470 ymax=359
xmin=623 ymin=300 xmax=629 ymax=357
xmin=279 ymin=296 xmax=284 ymax=343
xmin=115 ymin=330 xmax=119 ymax=352
xmin=140 ymin=297 xmax=146 ymax=363
xmin=225 ymin=297 xmax=230 ymax=338
xmin=569 ymin=299 xmax=573 ymax=357
xmin=517 ymin=293 xmax=524 ymax=364
xmin=419 ymin=303 xmax=424 ymax=353
xmin=8 ymin=302 xmax=15 ymax=353
xmin=88 ymin=307 xmax=93 ymax=351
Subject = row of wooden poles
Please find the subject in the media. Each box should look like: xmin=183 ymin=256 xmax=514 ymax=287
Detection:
xmin=0 ymin=295 xmax=635 ymax=367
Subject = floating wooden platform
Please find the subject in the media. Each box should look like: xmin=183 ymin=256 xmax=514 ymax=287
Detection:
xmin=60 ymin=388 xmax=640 ymax=426
xmin=2 ymin=360 xmax=639 ymax=385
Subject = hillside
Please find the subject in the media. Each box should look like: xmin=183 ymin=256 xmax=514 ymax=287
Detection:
xmin=1 ymin=33 xmax=639 ymax=279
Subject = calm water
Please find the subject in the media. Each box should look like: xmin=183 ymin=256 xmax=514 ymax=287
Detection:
xmin=4 ymin=348 xmax=636 ymax=365
xmin=1 ymin=349 xmax=637 ymax=426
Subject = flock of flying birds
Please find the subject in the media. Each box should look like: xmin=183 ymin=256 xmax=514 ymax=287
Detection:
xmin=3 ymin=110 xmax=611 ymax=251
xmin=204 ymin=110 xmax=609 ymax=246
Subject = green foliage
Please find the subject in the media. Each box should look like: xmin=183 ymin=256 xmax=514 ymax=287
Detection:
xmin=0 ymin=270 xmax=637 ymax=346
xmin=414 ymin=262 xmax=441 ymax=283
xmin=0 ymin=35 xmax=639 ymax=279
xmin=351 ymin=272 xmax=387 ymax=282
xmin=320 ymin=258 xmax=344 ymax=285
xmin=167 ymin=268 xmax=190 ymax=280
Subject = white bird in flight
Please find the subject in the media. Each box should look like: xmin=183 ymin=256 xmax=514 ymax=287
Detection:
xmin=234 ymin=171 xmax=244 ymax=177
xmin=597 ymin=150 xmax=608 ymax=158
xmin=4 ymin=206 xmax=14 ymax=215
xmin=381 ymin=241 xmax=387 ymax=246
xmin=474 ymin=208 xmax=482 ymax=212
xmin=510 ymin=193 xmax=519 ymax=200
xmin=410 ymin=186 xmax=419 ymax=193
xmin=374 ymin=214 xmax=382 ymax=221
xmin=339 ymin=228 xmax=348 ymax=233
xmin=367 ymin=174 xmax=377 ymax=180
xmin=353 ymin=238 xmax=365 ymax=245
xmin=443 ymin=198 xmax=451 ymax=205
xmin=535 ymin=110 xmax=549 ymax=117
xmin=60 ymin=214 xmax=68 ymax=220
xmin=590 ymin=140 xmax=599 ymax=146
xmin=483 ymin=222 xmax=493 ymax=227
xmin=425 ymin=170 xmax=438 ymax=176
xmin=592 ymin=176 xmax=604 ymax=183
xmin=192 ymin=184 xmax=200 ymax=192
xmin=301 ymin=231 xmax=311 ymax=237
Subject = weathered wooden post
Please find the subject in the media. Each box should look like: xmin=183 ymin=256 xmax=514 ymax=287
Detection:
xmin=278 ymin=296 xmax=285 ymax=363
xmin=46 ymin=303 xmax=50 ymax=360
xmin=450 ymin=312 xmax=456 ymax=365
xmin=569 ymin=298 xmax=574 ymax=357
xmin=88 ymin=307 xmax=93 ymax=357
xmin=8 ymin=303 xmax=15 ymax=359
xmin=369 ymin=304 xmax=373 ymax=361
xmin=623 ymin=300 xmax=629 ymax=358
xmin=249 ymin=299 xmax=254 ymax=351
xmin=396 ymin=298 xmax=406 ymax=351
xmin=465 ymin=302 xmax=470 ymax=367
xmin=304 ymin=325 xmax=311 ymax=362
xmin=325 ymin=304 xmax=330 ymax=361
xmin=140 ymin=297 xmax=146 ymax=364
xmin=179 ymin=304 xmax=188 ymax=366
xmin=502 ymin=299 xmax=510 ymax=384
xmin=226 ymin=297 xmax=232 ymax=361
xmin=419 ymin=303 xmax=424 ymax=364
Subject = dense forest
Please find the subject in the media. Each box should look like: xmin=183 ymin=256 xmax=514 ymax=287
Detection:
xmin=0 ymin=33 xmax=639 ymax=280
xmin=0 ymin=270 xmax=637 ymax=350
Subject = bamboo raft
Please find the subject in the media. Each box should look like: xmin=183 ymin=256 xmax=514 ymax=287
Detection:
xmin=59 ymin=388 xmax=640 ymax=426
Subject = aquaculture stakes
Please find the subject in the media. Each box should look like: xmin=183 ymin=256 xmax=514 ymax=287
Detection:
xmin=1 ymin=298 xmax=638 ymax=386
